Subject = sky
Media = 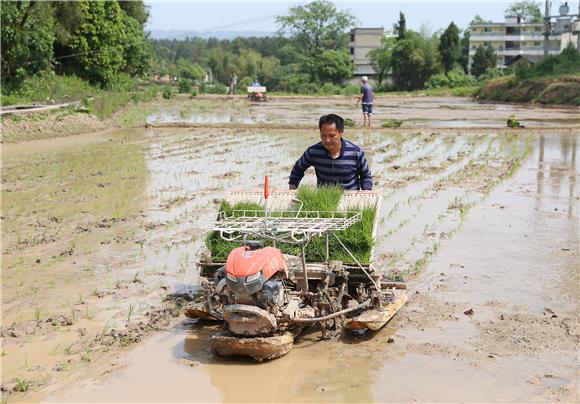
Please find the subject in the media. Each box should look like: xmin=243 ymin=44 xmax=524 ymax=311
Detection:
xmin=144 ymin=0 xmax=530 ymax=35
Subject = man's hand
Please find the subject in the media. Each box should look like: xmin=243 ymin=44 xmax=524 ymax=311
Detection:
xmin=289 ymin=184 xmax=297 ymax=190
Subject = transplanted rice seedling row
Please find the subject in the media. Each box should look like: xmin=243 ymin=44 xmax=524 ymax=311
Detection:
xmin=379 ymin=134 xmax=530 ymax=280
xmin=205 ymin=186 xmax=376 ymax=264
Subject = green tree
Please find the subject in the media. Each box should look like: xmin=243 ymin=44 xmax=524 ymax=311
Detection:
xmin=421 ymin=33 xmax=441 ymax=79
xmin=68 ymin=1 xmax=126 ymax=86
xmin=391 ymin=36 xmax=424 ymax=90
xmin=259 ymin=56 xmax=281 ymax=85
xmin=238 ymin=48 xmax=261 ymax=79
xmin=438 ymin=22 xmax=460 ymax=73
xmin=1 ymin=1 xmax=55 ymax=85
xmin=276 ymin=44 xmax=300 ymax=65
xmin=470 ymin=15 xmax=492 ymax=24
xmin=315 ymin=49 xmax=352 ymax=83
xmin=391 ymin=31 xmax=441 ymax=90
xmin=118 ymin=0 xmax=149 ymax=27
xmin=458 ymin=30 xmax=470 ymax=73
xmin=176 ymin=59 xmax=205 ymax=81
xmin=368 ymin=37 xmax=396 ymax=86
xmin=68 ymin=1 xmax=150 ymax=86
xmin=276 ymin=0 xmax=357 ymax=81
xmin=396 ymin=12 xmax=407 ymax=39
xmin=207 ymin=47 xmax=235 ymax=84
xmin=470 ymin=44 xmax=497 ymax=77
xmin=504 ymin=0 xmax=542 ymax=23
xmin=122 ymin=15 xmax=151 ymax=77
xmin=53 ymin=2 xmax=83 ymax=49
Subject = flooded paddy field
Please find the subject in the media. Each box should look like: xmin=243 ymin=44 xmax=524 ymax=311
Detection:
xmin=1 ymin=96 xmax=578 ymax=402
xmin=146 ymin=94 xmax=580 ymax=128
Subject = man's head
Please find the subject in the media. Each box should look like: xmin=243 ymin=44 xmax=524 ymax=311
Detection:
xmin=319 ymin=114 xmax=344 ymax=154
xmin=362 ymin=76 xmax=368 ymax=83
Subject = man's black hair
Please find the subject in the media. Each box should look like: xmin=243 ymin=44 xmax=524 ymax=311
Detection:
xmin=319 ymin=114 xmax=344 ymax=132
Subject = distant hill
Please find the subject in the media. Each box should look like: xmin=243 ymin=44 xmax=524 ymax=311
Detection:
xmin=149 ymin=29 xmax=277 ymax=40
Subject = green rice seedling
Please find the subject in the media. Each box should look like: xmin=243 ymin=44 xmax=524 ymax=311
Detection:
xmin=432 ymin=240 xmax=441 ymax=253
xmin=205 ymin=201 xmax=265 ymax=261
xmin=329 ymin=207 xmax=376 ymax=264
xmin=206 ymin=187 xmax=376 ymax=264
xmin=49 ymin=343 xmax=62 ymax=356
xmin=507 ymin=115 xmax=521 ymax=128
xmin=382 ymin=119 xmax=403 ymax=128
xmin=385 ymin=270 xmax=404 ymax=282
xmin=55 ymin=361 xmax=69 ymax=371
xmin=296 ymin=186 xmax=343 ymax=214
xmin=119 ymin=336 xmax=132 ymax=346
xmin=408 ymin=255 xmax=429 ymax=276
xmin=101 ymin=320 xmax=111 ymax=336
xmin=127 ymin=304 xmax=134 ymax=323
xmin=85 ymin=305 xmax=92 ymax=320
xmin=14 ymin=378 xmax=31 ymax=392
xmin=81 ymin=350 xmax=92 ymax=362
xmin=34 ymin=307 xmax=41 ymax=321
xmin=344 ymin=118 xmax=356 ymax=128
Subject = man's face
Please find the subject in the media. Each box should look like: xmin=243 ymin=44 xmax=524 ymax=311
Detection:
xmin=320 ymin=123 xmax=342 ymax=152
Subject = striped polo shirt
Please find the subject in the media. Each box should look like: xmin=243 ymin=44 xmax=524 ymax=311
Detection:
xmin=289 ymin=138 xmax=373 ymax=190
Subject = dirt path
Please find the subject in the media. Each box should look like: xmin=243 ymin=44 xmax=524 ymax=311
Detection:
xmin=1 ymin=97 xmax=578 ymax=402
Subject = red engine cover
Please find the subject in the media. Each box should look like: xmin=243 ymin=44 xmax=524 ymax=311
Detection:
xmin=226 ymin=246 xmax=287 ymax=280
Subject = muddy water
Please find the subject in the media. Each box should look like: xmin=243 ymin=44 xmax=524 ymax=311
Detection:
xmin=32 ymin=130 xmax=578 ymax=403
xmin=3 ymin=97 xmax=578 ymax=402
xmin=147 ymin=96 xmax=580 ymax=128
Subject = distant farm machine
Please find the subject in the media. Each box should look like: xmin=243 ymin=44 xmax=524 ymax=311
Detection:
xmin=185 ymin=178 xmax=407 ymax=360
xmin=247 ymin=86 xmax=267 ymax=102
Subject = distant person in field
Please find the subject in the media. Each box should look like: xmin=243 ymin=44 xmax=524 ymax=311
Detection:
xmin=289 ymin=114 xmax=373 ymax=190
xmin=252 ymin=79 xmax=261 ymax=87
xmin=229 ymin=72 xmax=238 ymax=94
xmin=355 ymin=76 xmax=374 ymax=127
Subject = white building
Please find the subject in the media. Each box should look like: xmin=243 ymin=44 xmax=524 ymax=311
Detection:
xmin=469 ymin=16 xmax=580 ymax=72
xmin=349 ymin=28 xmax=395 ymax=76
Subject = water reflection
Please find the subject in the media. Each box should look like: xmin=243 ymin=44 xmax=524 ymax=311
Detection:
xmin=147 ymin=110 xmax=270 ymax=124
xmin=180 ymin=323 xmax=400 ymax=403
xmin=534 ymin=134 xmax=579 ymax=218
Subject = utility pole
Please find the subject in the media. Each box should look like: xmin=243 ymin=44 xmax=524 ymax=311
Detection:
xmin=544 ymin=0 xmax=551 ymax=57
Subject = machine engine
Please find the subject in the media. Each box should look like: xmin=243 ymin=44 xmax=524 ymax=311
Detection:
xmin=213 ymin=244 xmax=290 ymax=336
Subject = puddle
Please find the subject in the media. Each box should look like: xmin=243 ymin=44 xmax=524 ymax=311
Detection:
xmin=147 ymin=110 xmax=270 ymax=124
